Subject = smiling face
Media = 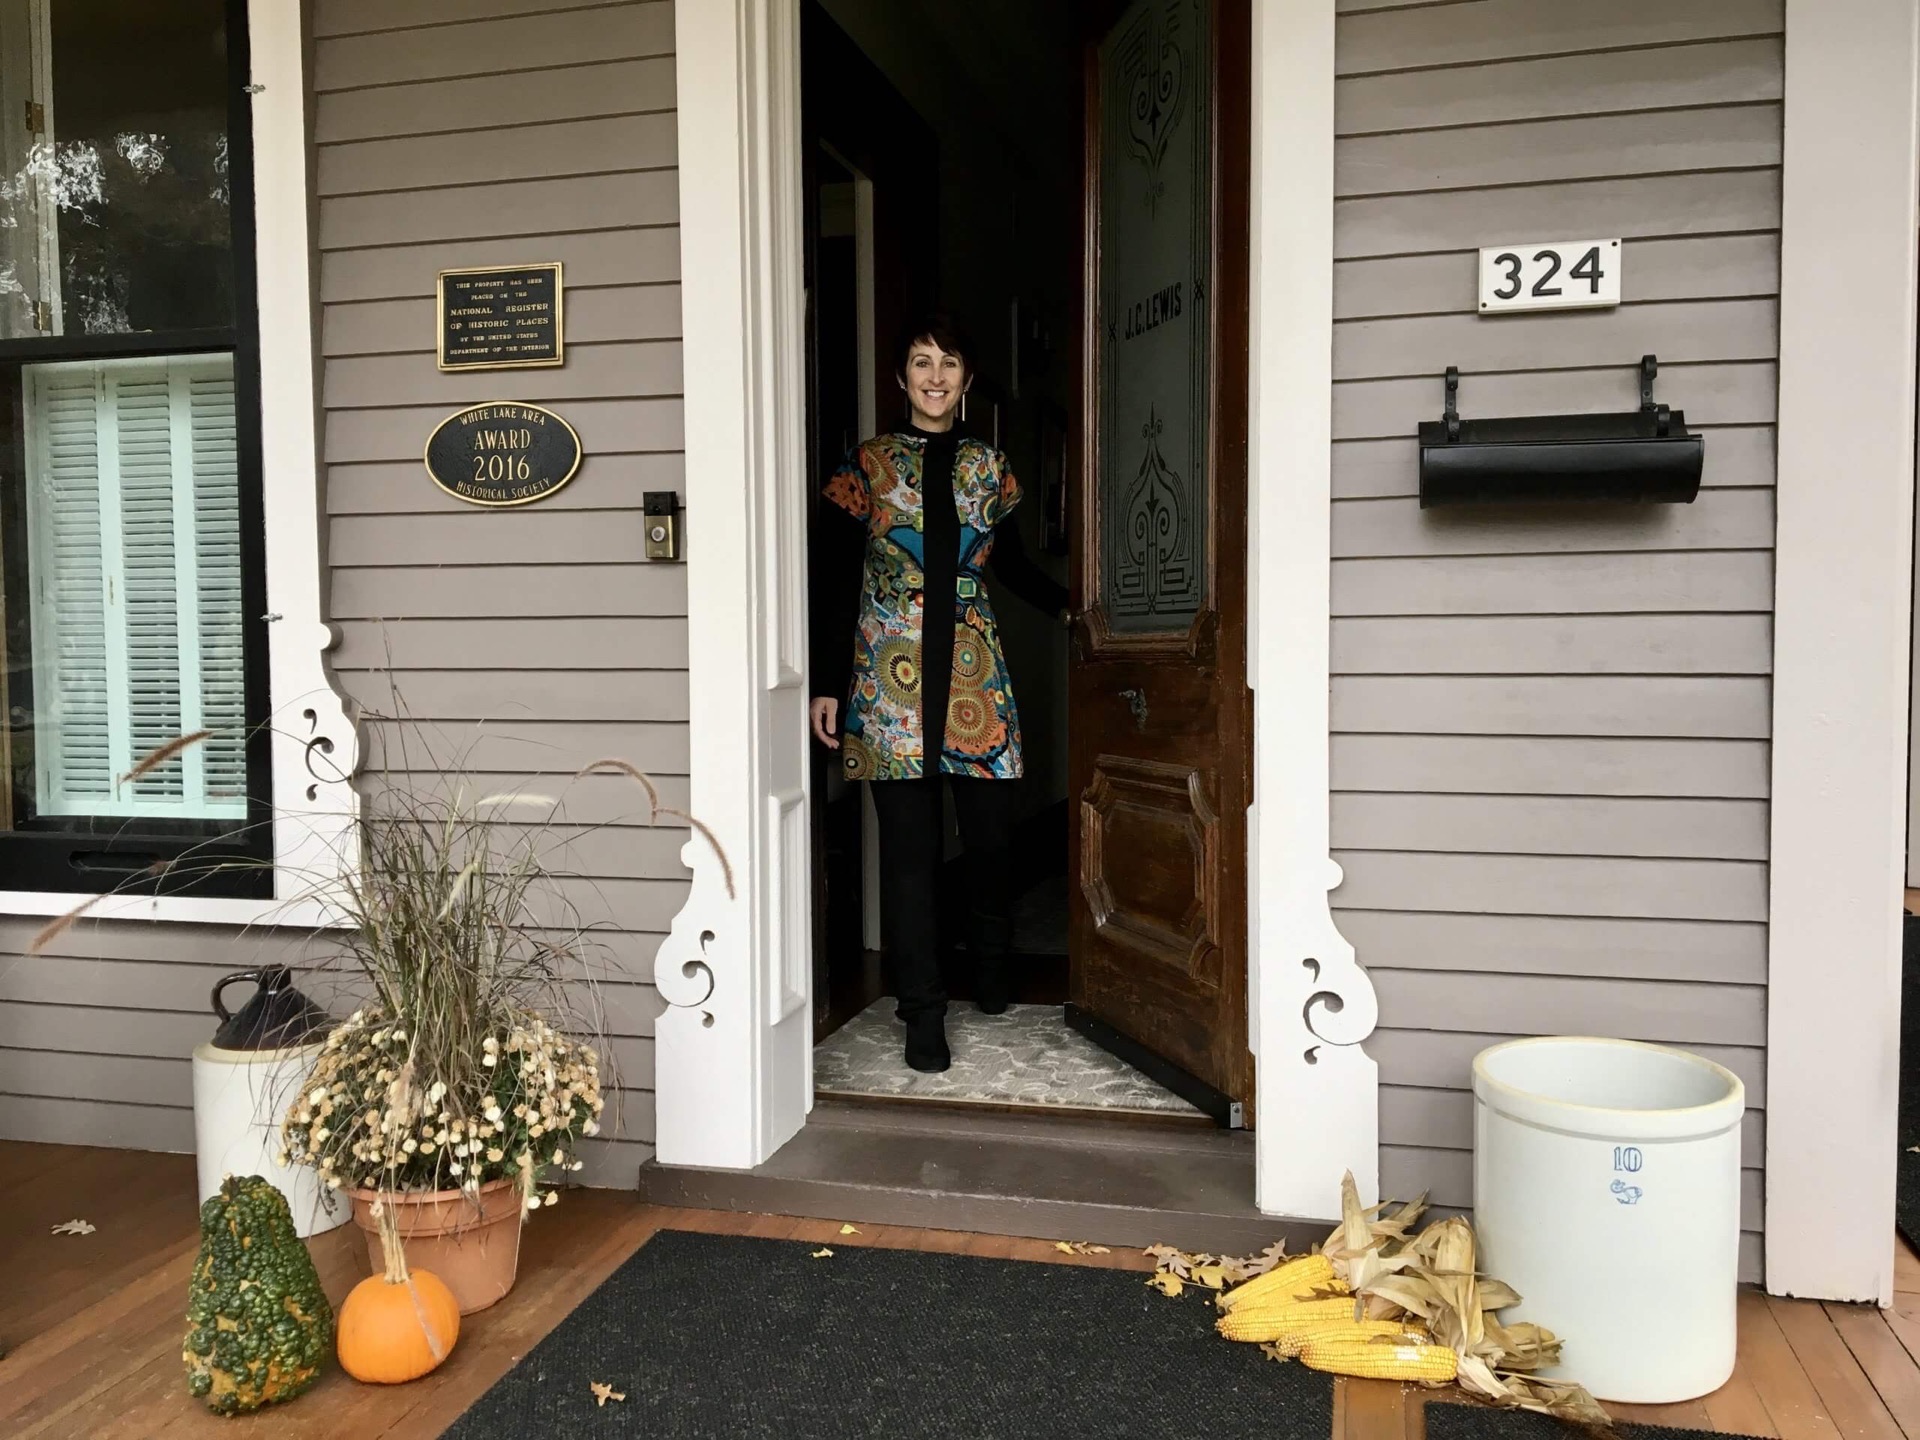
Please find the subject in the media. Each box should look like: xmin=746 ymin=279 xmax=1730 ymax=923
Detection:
xmin=900 ymin=338 xmax=969 ymax=432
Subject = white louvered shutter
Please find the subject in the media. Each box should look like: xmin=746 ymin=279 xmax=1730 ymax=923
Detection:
xmin=25 ymin=354 xmax=246 ymax=820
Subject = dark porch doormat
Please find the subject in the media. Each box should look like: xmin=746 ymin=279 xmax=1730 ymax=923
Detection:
xmin=1425 ymin=1399 xmax=1755 ymax=1439
xmin=439 ymin=1228 xmax=1331 ymax=1438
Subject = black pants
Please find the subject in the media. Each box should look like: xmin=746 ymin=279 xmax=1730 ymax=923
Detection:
xmin=869 ymin=775 xmax=1018 ymax=1022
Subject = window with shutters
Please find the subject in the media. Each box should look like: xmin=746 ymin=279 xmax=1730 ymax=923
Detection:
xmin=0 ymin=0 xmax=270 ymax=897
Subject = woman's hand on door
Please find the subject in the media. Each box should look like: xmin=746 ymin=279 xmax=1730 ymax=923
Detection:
xmin=810 ymin=696 xmax=841 ymax=750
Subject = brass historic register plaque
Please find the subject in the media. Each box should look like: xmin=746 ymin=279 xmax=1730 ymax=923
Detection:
xmin=437 ymin=262 xmax=564 ymax=371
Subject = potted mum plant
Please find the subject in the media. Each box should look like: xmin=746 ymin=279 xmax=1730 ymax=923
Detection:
xmin=277 ymin=750 xmax=713 ymax=1315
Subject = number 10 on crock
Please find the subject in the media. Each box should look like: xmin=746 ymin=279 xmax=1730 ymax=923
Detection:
xmin=1478 ymin=238 xmax=1621 ymax=314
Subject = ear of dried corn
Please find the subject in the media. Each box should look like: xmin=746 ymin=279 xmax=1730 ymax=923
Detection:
xmin=1215 ymin=1295 xmax=1361 ymax=1343
xmin=1298 ymin=1334 xmax=1458 ymax=1383
xmin=1217 ymin=1253 xmax=1342 ymax=1312
xmin=1261 ymin=1318 xmax=1430 ymax=1360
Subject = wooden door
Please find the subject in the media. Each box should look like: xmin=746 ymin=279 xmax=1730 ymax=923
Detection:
xmin=1068 ymin=0 xmax=1252 ymax=1125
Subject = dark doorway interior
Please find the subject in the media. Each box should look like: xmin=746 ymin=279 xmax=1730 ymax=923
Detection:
xmin=803 ymin=0 xmax=1079 ymax=1041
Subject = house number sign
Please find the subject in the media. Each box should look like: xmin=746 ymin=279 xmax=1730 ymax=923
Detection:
xmin=1478 ymin=238 xmax=1621 ymax=314
xmin=424 ymin=402 xmax=582 ymax=507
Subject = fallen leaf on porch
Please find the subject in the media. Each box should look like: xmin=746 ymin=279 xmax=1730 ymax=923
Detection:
xmin=1146 ymin=1271 xmax=1184 ymax=1298
xmin=1053 ymin=1240 xmax=1112 ymax=1256
xmin=50 ymin=1219 xmax=95 ymax=1236
xmin=1190 ymin=1264 xmax=1230 ymax=1290
xmin=811 ymin=1248 xmax=834 ymax=1259
xmin=589 ymin=1382 xmax=626 ymax=1407
xmin=838 ymin=1224 xmax=860 ymax=1235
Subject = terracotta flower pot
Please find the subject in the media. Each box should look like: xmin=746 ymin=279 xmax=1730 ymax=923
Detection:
xmin=349 ymin=1179 xmax=523 ymax=1314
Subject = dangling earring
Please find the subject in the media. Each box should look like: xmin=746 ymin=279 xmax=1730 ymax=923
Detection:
xmin=961 ymin=388 xmax=969 ymax=424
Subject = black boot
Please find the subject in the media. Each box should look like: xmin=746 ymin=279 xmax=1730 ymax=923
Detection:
xmin=974 ymin=950 xmax=1012 ymax=1016
xmin=903 ymin=1012 xmax=951 ymax=1073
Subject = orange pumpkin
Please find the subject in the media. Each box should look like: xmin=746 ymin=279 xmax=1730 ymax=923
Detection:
xmin=336 ymin=1269 xmax=461 ymax=1384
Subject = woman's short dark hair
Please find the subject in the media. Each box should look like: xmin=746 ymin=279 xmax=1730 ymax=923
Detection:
xmin=894 ymin=312 xmax=974 ymax=383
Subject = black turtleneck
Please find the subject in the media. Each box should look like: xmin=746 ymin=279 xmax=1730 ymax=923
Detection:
xmin=811 ymin=427 xmax=1068 ymax=769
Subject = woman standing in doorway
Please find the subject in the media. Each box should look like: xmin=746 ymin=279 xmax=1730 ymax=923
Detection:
xmin=810 ymin=315 xmax=1069 ymax=1073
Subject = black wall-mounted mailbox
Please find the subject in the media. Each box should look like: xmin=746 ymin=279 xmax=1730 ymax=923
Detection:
xmin=1417 ymin=355 xmax=1704 ymax=508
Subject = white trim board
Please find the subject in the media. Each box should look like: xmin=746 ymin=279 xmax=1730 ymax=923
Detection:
xmin=657 ymin=0 xmax=1375 ymax=1222
xmin=0 ymin=0 xmax=358 ymax=926
xmin=1767 ymin=0 xmax=1920 ymax=1304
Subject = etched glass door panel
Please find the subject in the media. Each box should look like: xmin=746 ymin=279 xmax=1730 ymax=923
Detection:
xmin=1097 ymin=0 xmax=1210 ymax=635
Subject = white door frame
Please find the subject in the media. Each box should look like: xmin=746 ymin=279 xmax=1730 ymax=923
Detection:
xmin=659 ymin=0 xmax=1377 ymax=1222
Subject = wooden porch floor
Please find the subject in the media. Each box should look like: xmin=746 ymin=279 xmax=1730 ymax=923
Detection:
xmin=6 ymin=1140 xmax=1920 ymax=1438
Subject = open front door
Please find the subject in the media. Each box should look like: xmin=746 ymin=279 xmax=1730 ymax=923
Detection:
xmin=1068 ymin=0 xmax=1252 ymax=1126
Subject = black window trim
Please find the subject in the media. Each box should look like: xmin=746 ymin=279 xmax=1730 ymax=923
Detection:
xmin=0 ymin=0 xmax=272 ymax=901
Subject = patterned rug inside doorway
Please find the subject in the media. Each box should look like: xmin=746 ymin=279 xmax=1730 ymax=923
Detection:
xmin=813 ymin=999 xmax=1205 ymax=1117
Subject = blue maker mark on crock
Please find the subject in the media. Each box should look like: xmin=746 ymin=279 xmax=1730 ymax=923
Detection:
xmin=1610 ymin=1179 xmax=1644 ymax=1205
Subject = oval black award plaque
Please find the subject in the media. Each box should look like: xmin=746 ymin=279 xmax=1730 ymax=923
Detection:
xmin=424 ymin=401 xmax=582 ymax=506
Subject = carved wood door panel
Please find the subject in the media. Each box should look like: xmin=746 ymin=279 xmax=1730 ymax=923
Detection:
xmin=1069 ymin=0 xmax=1251 ymax=1123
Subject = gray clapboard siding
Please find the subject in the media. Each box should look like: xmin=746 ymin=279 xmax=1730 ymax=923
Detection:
xmin=1338 ymin=38 xmax=1783 ymax=136
xmin=1329 ymin=5 xmax=1778 ymax=1269
xmin=358 ymin=771 xmax=694 ymax=826
xmin=1335 ymin=236 xmax=1780 ymax=321
xmin=314 ymin=0 xmax=624 ymax=39
xmin=319 ymin=171 xmax=680 ymax=250
xmin=328 ymin=453 xmax=687 ymax=515
xmin=0 ymin=1004 xmax=214 ymax=1061
xmin=342 ymin=667 xmax=690 ymax=723
xmin=324 ymin=285 xmax=683 ymax=356
xmin=326 ymin=398 xmax=684 ymax=463
xmin=1336 ymin=911 xmax=1767 ymax=983
xmin=1371 ymin=971 xmax=1766 ymax=1048
xmin=1333 ymin=792 xmax=1770 ymax=861
xmin=1335 ymin=0 xmax=1781 ymax=73
xmin=331 ymin=566 xmax=690 ymax=620
xmin=1332 ymin=553 xmax=1775 ymax=616
xmin=332 ymin=513 xmax=678 ymax=568
xmin=1368 ymin=1026 xmax=1766 ymax=1106
xmin=0 ymin=1049 xmax=191 ymax=1109
xmin=0 ymin=954 xmax=345 ymax=1013
xmin=1334 ymin=363 xmax=1776 ymax=443
xmin=1332 ymin=735 xmax=1771 ymax=798
xmin=1337 ymin=172 xmax=1779 ymax=263
xmin=0 ymin=1094 xmax=196 ymax=1151
xmin=324 ymin=341 xmax=682 ymax=409
xmin=1335 ymin=300 xmax=1777 ymax=381
xmin=1332 ymin=614 xmax=1773 ymax=677
xmin=335 ymin=618 xmax=689 ymax=670
xmin=1338 ymin=105 xmax=1780 ymax=199
xmin=317 ymin=113 xmax=679 ymax=196
xmin=1332 ymin=490 xmax=1776 ymax=557
xmin=315 ymin=59 xmax=676 ymax=144
xmin=322 ymin=229 xmax=683 ymax=303
xmin=354 ymin=718 xmax=690 ymax=773
xmin=1333 ymin=851 xmax=1769 ymax=922
xmin=1332 ymin=676 xmax=1770 ymax=739
xmin=312 ymin=4 xmax=672 ymax=90
xmin=575 ymin=1136 xmax=657 ymax=1188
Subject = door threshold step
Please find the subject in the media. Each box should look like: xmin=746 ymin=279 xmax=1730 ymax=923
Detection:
xmin=635 ymin=1097 xmax=1330 ymax=1256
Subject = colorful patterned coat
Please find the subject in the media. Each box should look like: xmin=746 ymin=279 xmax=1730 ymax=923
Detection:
xmin=824 ymin=432 xmax=1026 ymax=781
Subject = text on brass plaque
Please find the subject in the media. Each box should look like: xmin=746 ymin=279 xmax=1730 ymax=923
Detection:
xmin=424 ymin=402 xmax=582 ymax=507
xmin=437 ymin=262 xmax=564 ymax=371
